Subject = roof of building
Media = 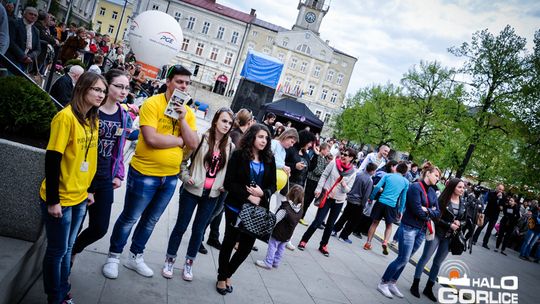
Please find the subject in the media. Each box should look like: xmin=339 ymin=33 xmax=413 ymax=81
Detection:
xmin=252 ymin=18 xmax=289 ymax=32
xmin=182 ymin=0 xmax=255 ymax=23
xmin=103 ymin=0 xmax=135 ymax=7
xmin=331 ymin=47 xmax=357 ymax=60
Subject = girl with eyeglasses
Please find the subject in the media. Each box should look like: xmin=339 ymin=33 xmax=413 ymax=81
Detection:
xmin=72 ymin=69 xmax=134 ymax=265
xmin=162 ymin=108 xmax=235 ymax=281
xmin=217 ymin=124 xmax=277 ymax=295
xmin=39 ymin=72 xmax=106 ymax=304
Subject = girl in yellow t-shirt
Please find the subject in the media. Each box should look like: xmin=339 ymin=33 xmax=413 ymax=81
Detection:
xmin=39 ymin=72 xmax=106 ymax=304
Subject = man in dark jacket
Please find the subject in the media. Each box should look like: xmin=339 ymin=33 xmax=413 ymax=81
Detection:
xmin=50 ymin=65 xmax=84 ymax=106
xmin=472 ymin=184 xmax=506 ymax=249
xmin=6 ymin=7 xmax=41 ymax=71
xmin=35 ymin=11 xmax=57 ymax=72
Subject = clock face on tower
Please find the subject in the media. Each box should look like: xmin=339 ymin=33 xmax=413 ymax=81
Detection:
xmin=305 ymin=12 xmax=316 ymax=23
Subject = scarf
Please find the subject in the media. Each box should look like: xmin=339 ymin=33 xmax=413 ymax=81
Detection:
xmin=335 ymin=158 xmax=354 ymax=177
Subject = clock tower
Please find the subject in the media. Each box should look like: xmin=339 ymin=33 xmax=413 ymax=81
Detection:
xmin=292 ymin=0 xmax=329 ymax=35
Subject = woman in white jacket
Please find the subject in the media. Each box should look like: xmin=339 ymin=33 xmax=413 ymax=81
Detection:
xmin=162 ymin=108 xmax=235 ymax=281
xmin=298 ymin=147 xmax=357 ymax=257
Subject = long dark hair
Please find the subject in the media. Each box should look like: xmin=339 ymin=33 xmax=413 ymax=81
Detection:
xmin=203 ymin=108 xmax=234 ymax=171
xmin=438 ymin=178 xmax=463 ymax=212
xmin=239 ymin=124 xmax=273 ymax=163
xmin=70 ymin=72 xmax=107 ymax=132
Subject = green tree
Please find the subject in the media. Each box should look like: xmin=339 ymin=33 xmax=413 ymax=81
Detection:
xmin=449 ymin=25 xmax=531 ymax=177
xmin=399 ymin=60 xmax=466 ymax=161
xmin=335 ymin=84 xmax=404 ymax=147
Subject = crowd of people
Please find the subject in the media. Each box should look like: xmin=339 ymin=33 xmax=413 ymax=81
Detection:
xmin=3 ymin=4 xmax=539 ymax=304
xmin=36 ymin=62 xmax=540 ymax=304
xmin=0 ymin=2 xmax=160 ymax=103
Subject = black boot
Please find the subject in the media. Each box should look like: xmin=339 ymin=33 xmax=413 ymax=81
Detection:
xmin=423 ymin=281 xmax=437 ymax=302
xmin=410 ymin=278 xmax=420 ymax=298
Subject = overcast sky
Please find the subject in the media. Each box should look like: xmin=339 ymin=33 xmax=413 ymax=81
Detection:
xmin=220 ymin=0 xmax=540 ymax=97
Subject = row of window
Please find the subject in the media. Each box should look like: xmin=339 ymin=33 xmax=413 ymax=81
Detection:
xmin=95 ymin=21 xmax=116 ymax=35
xmin=284 ymin=57 xmax=344 ymax=85
xmin=314 ymin=111 xmax=332 ymax=124
xmin=98 ymin=7 xmax=119 ymax=20
xmin=283 ymin=77 xmax=340 ymax=103
xmin=181 ymin=39 xmax=235 ymax=65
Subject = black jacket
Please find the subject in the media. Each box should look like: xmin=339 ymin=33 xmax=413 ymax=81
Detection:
xmin=484 ymin=191 xmax=507 ymax=218
xmin=7 ymin=18 xmax=41 ymax=64
xmin=285 ymin=146 xmax=310 ymax=186
xmin=224 ymin=150 xmax=276 ymax=210
xmin=435 ymin=198 xmax=468 ymax=239
xmin=499 ymin=203 xmax=520 ymax=228
xmin=50 ymin=74 xmax=74 ymax=106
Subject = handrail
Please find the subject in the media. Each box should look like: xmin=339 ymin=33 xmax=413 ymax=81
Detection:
xmin=0 ymin=53 xmax=64 ymax=110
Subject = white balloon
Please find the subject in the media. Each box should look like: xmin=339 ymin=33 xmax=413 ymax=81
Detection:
xmin=128 ymin=10 xmax=183 ymax=75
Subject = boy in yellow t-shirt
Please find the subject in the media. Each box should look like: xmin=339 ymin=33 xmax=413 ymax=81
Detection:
xmin=103 ymin=65 xmax=199 ymax=279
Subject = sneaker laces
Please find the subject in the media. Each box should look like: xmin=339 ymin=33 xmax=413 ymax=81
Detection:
xmin=185 ymin=260 xmax=193 ymax=274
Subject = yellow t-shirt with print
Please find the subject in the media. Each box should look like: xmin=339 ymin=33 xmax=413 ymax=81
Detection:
xmin=130 ymin=93 xmax=197 ymax=176
xmin=40 ymin=106 xmax=98 ymax=206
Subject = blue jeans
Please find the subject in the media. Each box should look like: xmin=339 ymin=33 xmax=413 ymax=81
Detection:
xmin=109 ymin=166 xmax=178 ymax=254
xmin=41 ymin=201 xmax=87 ymax=304
xmin=382 ymin=223 xmax=425 ymax=283
xmin=414 ymin=234 xmax=451 ymax=283
xmin=520 ymin=230 xmax=540 ymax=257
xmin=166 ymin=188 xmax=217 ymax=260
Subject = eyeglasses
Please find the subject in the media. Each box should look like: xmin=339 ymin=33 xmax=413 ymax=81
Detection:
xmin=111 ymin=83 xmax=130 ymax=91
xmin=90 ymin=87 xmax=107 ymax=94
xmin=341 ymin=153 xmax=350 ymax=157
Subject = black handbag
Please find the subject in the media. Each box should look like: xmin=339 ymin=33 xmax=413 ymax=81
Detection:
xmin=237 ymin=203 xmax=276 ymax=242
xmin=450 ymin=231 xmax=467 ymax=255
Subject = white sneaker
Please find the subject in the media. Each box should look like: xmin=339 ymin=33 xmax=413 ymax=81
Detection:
xmin=102 ymin=253 xmax=120 ymax=279
xmin=182 ymin=259 xmax=193 ymax=281
xmin=388 ymin=283 xmax=404 ymax=298
xmin=286 ymin=241 xmax=296 ymax=251
xmin=255 ymin=260 xmax=271 ymax=270
xmin=124 ymin=252 xmax=154 ymax=277
xmin=377 ymin=282 xmax=393 ymax=299
xmin=161 ymin=257 xmax=175 ymax=279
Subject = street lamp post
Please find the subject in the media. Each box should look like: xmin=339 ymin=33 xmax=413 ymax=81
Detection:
xmin=114 ymin=0 xmax=128 ymax=43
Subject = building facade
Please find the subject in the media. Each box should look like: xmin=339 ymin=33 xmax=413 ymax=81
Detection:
xmin=93 ymin=0 xmax=133 ymax=41
xmin=135 ymin=0 xmax=254 ymax=91
xmin=236 ymin=0 xmax=356 ymax=128
xmin=133 ymin=0 xmax=356 ymax=132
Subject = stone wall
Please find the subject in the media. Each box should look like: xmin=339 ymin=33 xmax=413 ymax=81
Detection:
xmin=0 ymin=139 xmax=44 ymax=242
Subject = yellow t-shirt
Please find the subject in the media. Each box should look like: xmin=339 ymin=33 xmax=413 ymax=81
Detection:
xmin=40 ymin=106 xmax=98 ymax=206
xmin=130 ymin=93 xmax=197 ymax=176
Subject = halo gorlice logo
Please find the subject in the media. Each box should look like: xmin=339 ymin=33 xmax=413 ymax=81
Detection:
xmin=438 ymin=260 xmax=519 ymax=304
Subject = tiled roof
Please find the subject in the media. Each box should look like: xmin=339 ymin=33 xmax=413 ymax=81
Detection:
xmin=182 ymin=0 xmax=255 ymax=23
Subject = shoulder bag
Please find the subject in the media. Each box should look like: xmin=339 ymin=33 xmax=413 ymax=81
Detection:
xmin=237 ymin=203 xmax=276 ymax=242
xmin=313 ymin=176 xmax=342 ymax=209
xmin=450 ymin=230 xmax=467 ymax=255
xmin=419 ymin=182 xmax=435 ymax=241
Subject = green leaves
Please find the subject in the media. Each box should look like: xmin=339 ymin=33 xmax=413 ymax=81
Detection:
xmin=335 ymin=25 xmax=540 ymax=194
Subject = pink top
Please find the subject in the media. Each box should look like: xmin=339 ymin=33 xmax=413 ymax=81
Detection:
xmin=204 ymin=151 xmax=221 ymax=190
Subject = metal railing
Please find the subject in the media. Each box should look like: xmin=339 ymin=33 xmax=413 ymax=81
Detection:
xmin=0 ymin=53 xmax=63 ymax=110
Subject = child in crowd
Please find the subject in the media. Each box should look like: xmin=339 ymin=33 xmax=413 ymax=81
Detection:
xmin=256 ymin=185 xmax=304 ymax=269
